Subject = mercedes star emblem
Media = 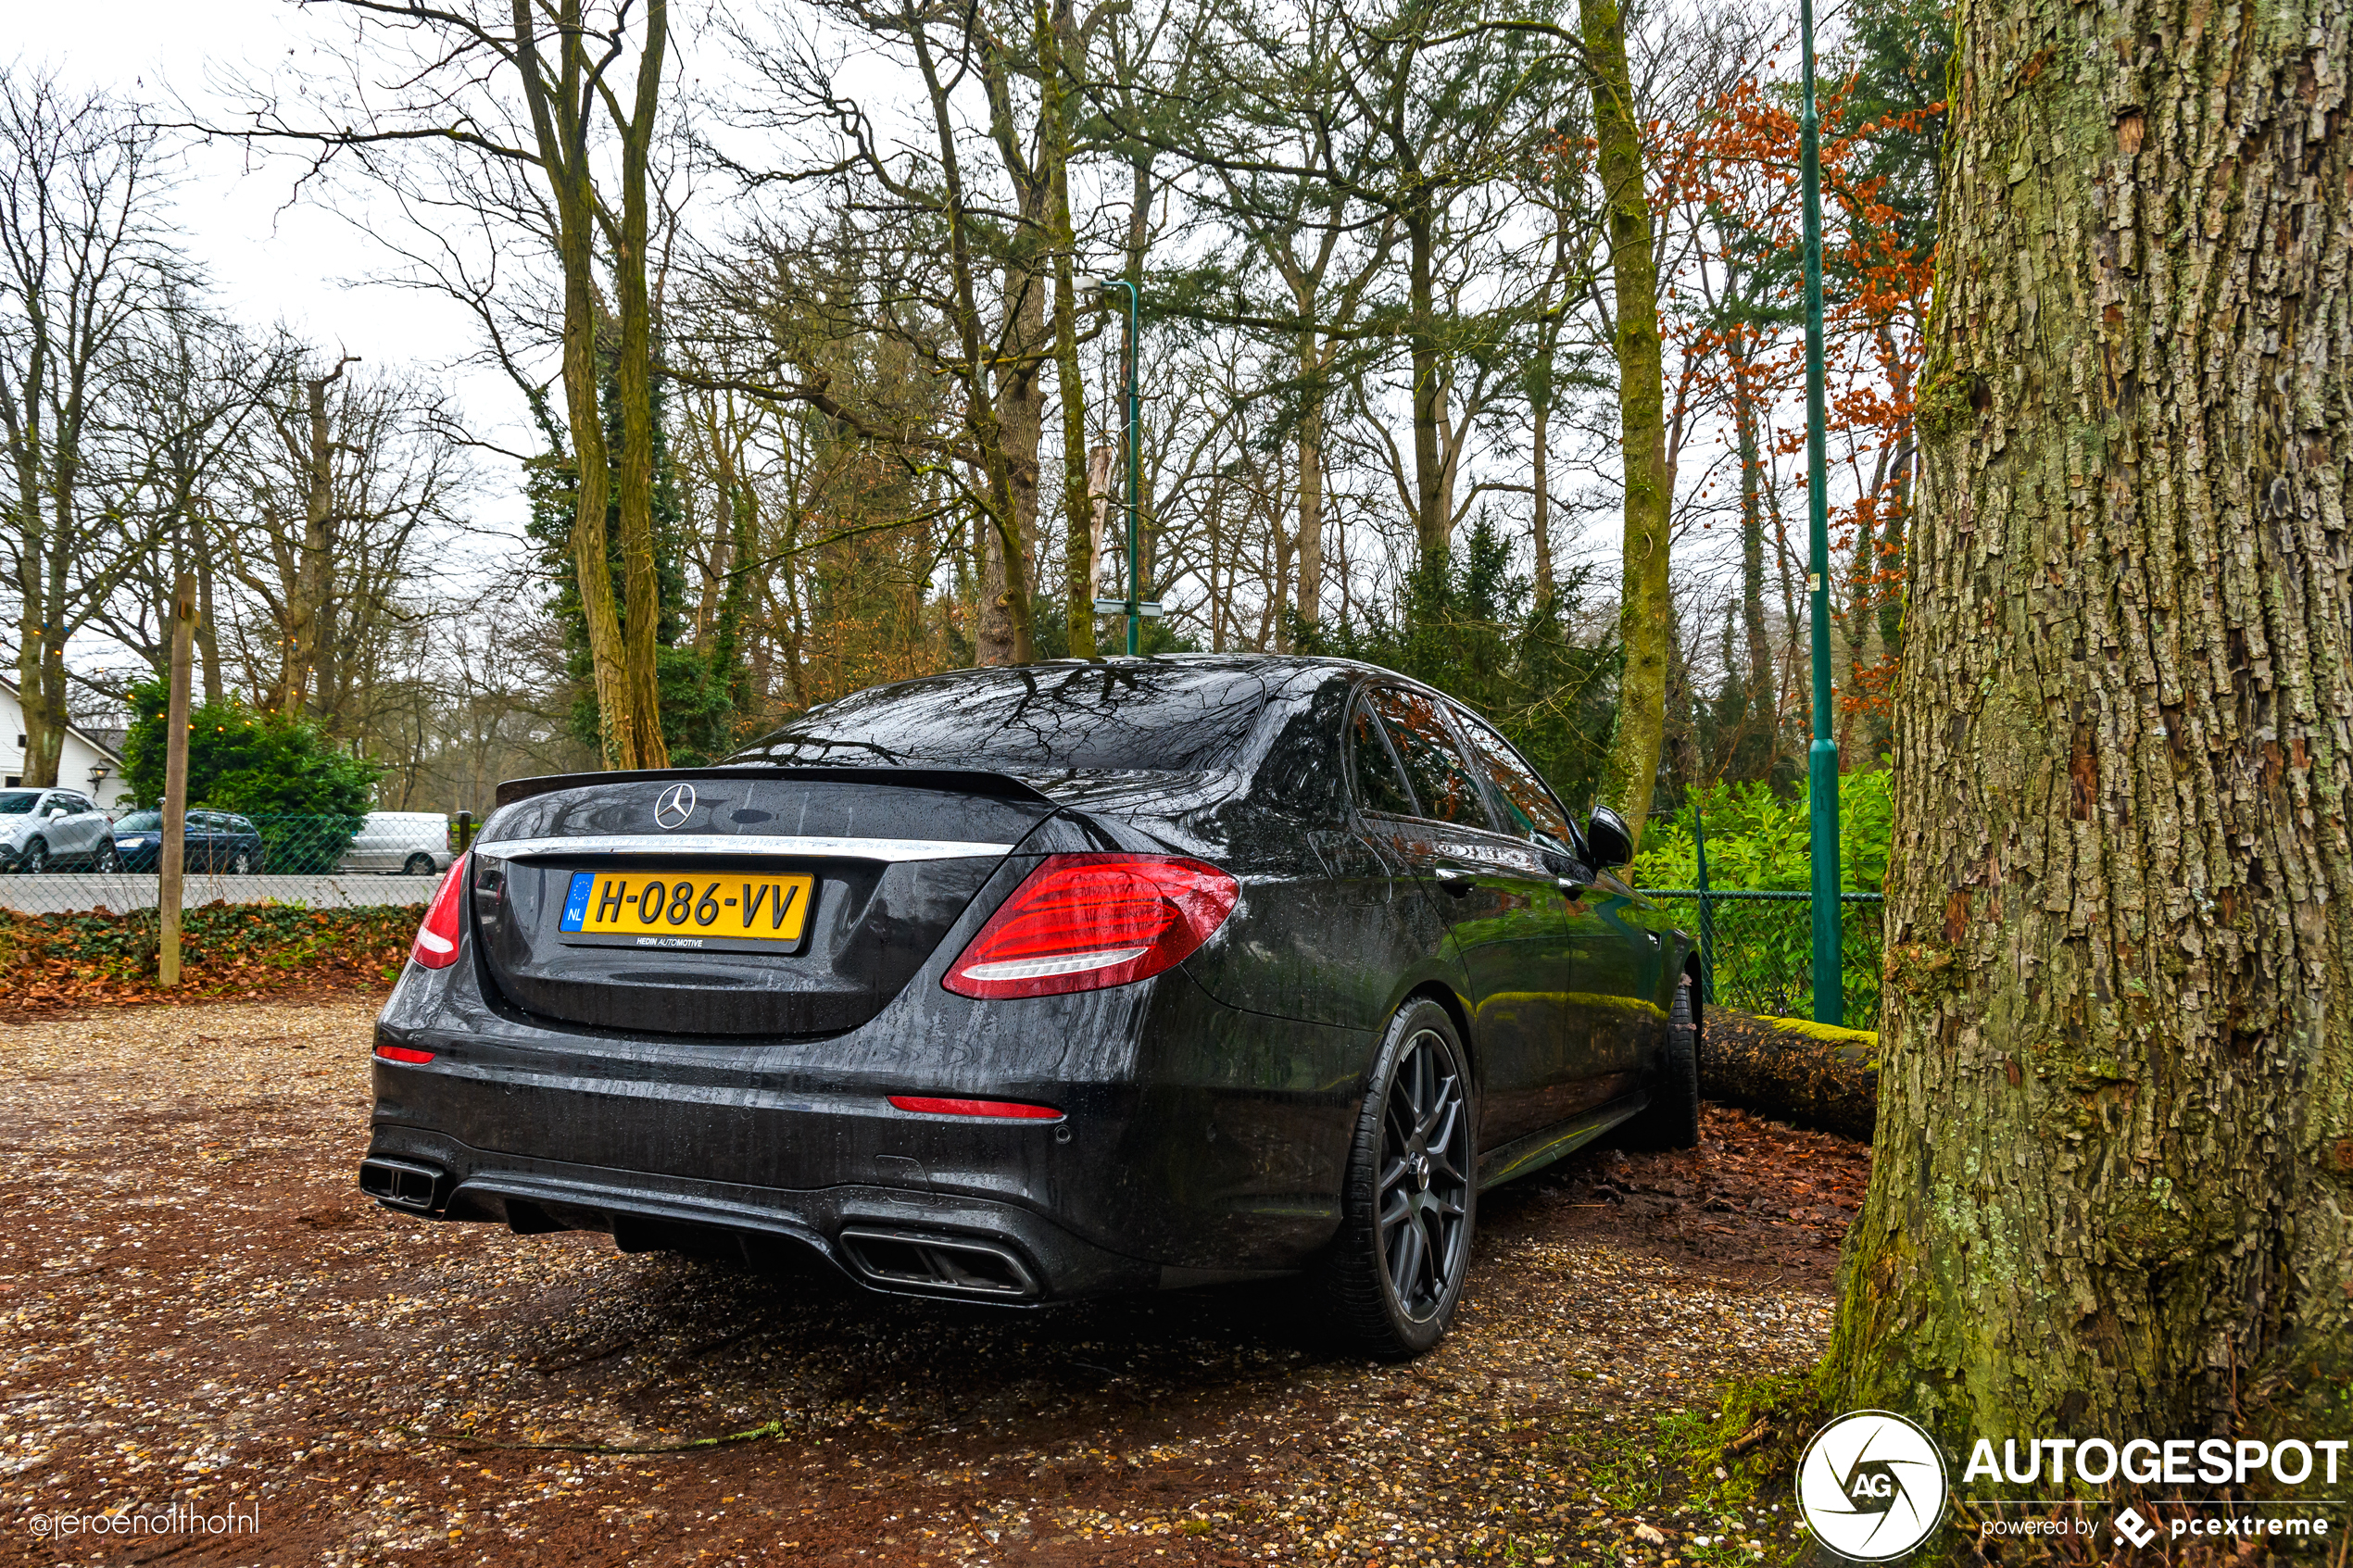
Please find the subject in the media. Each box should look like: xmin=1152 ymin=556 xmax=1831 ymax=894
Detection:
xmin=653 ymin=783 xmax=698 ymax=830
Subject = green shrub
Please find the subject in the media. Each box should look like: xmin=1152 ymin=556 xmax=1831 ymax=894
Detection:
xmin=1633 ymin=770 xmax=1893 ymax=892
xmin=122 ymin=679 xmax=381 ymax=818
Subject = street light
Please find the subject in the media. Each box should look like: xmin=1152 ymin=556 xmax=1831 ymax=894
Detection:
xmin=1077 ymin=273 xmax=1148 ymax=657
xmin=1799 ymin=0 xmax=1844 ymax=1023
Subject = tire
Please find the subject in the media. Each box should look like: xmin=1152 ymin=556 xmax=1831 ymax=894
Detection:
xmin=93 ymin=841 xmax=120 ymax=872
xmin=1317 ymin=997 xmax=1478 ymax=1359
xmin=402 ymin=852 xmax=436 ymax=876
xmin=21 ymin=838 xmax=50 ymax=874
xmin=1618 ymin=975 xmax=1701 ymax=1150
xmin=229 ymin=850 xmax=254 ymax=875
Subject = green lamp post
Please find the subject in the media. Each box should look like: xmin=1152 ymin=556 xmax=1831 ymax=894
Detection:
xmin=1799 ymin=0 xmax=1843 ymax=1023
xmin=1082 ymin=275 xmax=1147 ymax=657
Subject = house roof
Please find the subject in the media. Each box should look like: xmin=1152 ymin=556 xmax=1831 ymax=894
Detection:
xmin=0 ymin=676 xmax=129 ymax=765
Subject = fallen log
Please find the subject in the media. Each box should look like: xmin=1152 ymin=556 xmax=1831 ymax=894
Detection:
xmin=1698 ymin=1007 xmax=1879 ymax=1141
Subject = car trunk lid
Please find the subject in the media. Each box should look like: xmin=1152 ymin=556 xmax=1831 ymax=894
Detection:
xmin=469 ymin=771 xmax=1057 ymax=1037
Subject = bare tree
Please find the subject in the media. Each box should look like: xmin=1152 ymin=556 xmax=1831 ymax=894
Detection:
xmin=0 ymin=75 xmax=186 ymax=786
xmin=210 ymin=0 xmax=677 ymax=767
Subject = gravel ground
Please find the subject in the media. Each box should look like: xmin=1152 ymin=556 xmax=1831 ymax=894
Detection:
xmin=0 ymin=1000 xmax=1867 ymax=1568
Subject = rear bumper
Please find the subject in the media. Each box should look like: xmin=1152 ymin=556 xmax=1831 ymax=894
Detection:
xmin=358 ymin=1127 xmax=1181 ymax=1301
xmin=367 ymin=946 xmax=1375 ymax=1301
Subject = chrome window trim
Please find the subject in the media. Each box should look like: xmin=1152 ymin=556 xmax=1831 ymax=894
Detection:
xmin=477 ymin=834 xmax=1014 ymax=863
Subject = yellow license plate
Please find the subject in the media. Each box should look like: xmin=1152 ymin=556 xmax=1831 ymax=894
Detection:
xmin=558 ymin=870 xmax=815 ymax=947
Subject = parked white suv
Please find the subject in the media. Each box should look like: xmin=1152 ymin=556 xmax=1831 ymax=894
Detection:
xmin=339 ymin=811 xmax=454 ymax=876
xmin=0 ymin=787 xmax=119 ymax=872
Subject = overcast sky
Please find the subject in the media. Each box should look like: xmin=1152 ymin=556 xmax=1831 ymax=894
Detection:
xmin=19 ymin=3 xmax=492 ymax=370
xmin=15 ymin=1 xmax=533 ymax=521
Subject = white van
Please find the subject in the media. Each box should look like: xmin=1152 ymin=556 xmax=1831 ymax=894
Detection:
xmin=340 ymin=811 xmax=454 ymax=876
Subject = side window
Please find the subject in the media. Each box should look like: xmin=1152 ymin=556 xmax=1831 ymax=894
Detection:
xmin=1348 ymin=697 xmax=1417 ymax=817
xmin=1455 ymin=712 xmax=1579 ymax=854
xmin=1366 ymin=688 xmax=1492 ymax=829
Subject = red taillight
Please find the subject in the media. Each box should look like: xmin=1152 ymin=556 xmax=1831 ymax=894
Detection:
xmin=410 ymin=851 xmax=470 ymax=970
xmin=375 ymin=1045 xmax=436 ymax=1064
xmin=888 ymin=1096 xmax=1062 ymax=1120
xmin=942 ymin=852 xmax=1238 ymax=999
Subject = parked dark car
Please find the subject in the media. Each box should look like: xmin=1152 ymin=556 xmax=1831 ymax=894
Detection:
xmin=362 ymin=658 xmax=1698 ymax=1356
xmin=111 ymin=809 xmax=268 ymax=873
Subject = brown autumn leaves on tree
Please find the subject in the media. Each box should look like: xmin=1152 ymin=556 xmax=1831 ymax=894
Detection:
xmin=1825 ymin=0 xmax=2352 ymax=1448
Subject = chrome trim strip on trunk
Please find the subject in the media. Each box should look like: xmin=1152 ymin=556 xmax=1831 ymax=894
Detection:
xmin=477 ymin=834 xmax=1015 ymax=863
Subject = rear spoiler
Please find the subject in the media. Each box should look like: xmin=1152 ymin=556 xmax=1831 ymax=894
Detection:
xmin=494 ymin=764 xmax=1059 ymax=809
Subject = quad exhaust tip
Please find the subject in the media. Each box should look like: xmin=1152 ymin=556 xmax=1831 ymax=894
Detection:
xmin=359 ymin=1157 xmax=450 ymax=1212
xmin=837 ymin=1226 xmax=1038 ymax=1299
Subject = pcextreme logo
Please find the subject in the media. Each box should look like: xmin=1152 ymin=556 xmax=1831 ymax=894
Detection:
xmin=1796 ymin=1411 xmax=1950 ymax=1562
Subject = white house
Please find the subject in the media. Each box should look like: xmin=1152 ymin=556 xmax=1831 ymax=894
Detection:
xmin=0 ymin=677 xmax=133 ymax=809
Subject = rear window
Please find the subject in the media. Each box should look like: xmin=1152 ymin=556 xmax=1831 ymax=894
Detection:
xmin=734 ymin=665 xmax=1270 ymax=773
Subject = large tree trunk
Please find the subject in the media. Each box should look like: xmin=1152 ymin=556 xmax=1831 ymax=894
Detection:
xmin=1822 ymin=0 xmax=2353 ymax=1442
xmin=1043 ymin=0 xmax=1096 ymax=662
xmin=610 ymin=0 xmax=670 ymax=769
xmin=1581 ymin=0 xmax=1670 ymax=847
xmin=194 ymin=524 xmax=223 ymax=707
xmin=1296 ymin=331 xmax=1324 ymax=632
xmin=1531 ymin=390 xmax=1554 ymax=615
xmin=276 ymin=358 xmax=349 ymax=718
xmin=1405 ymin=210 xmax=1449 ymax=563
xmin=519 ymin=0 xmax=635 ymax=768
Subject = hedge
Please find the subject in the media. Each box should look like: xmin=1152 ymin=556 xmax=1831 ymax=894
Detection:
xmin=1 ymin=902 xmax=424 ymax=1014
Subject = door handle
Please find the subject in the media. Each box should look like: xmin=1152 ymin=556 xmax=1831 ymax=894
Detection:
xmin=1430 ymin=865 xmax=1475 ymax=895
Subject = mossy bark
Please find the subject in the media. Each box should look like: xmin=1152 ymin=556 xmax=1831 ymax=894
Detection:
xmin=1823 ymin=0 xmax=2353 ymax=1440
xmin=1703 ymin=1010 xmax=1880 ymax=1141
xmin=1580 ymin=0 xmax=1671 ymax=847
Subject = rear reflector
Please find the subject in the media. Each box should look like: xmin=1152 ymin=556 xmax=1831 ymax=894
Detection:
xmin=888 ymin=1095 xmax=1062 ymax=1120
xmin=410 ymin=851 xmax=470 ymax=970
xmin=942 ymin=853 xmax=1239 ymax=999
xmin=374 ymin=1045 xmax=435 ymax=1064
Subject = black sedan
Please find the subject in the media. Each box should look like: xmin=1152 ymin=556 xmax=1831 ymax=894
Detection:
xmin=111 ymin=809 xmax=268 ymax=873
xmin=363 ymin=658 xmax=1697 ymax=1356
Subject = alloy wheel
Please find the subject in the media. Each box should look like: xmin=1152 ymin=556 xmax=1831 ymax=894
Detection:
xmin=1376 ymin=1028 xmax=1471 ymax=1323
xmin=23 ymin=839 xmax=50 ymax=874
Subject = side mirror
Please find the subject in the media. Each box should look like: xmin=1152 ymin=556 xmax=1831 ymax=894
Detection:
xmin=1585 ymin=804 xmax=1634 ymax=869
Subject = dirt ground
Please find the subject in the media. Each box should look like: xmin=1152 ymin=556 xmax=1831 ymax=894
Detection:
xmin=0 ymin=999 xmax=1869 ymax=1568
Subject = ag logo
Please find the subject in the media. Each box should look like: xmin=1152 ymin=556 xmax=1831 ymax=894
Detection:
xmin=652 ymin=784 xmax=698 ymax=830
xmin=1796 ymin=1411 xmax=1948 ymax=1561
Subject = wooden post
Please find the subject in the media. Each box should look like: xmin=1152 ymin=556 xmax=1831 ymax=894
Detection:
xmin=157 ymin=573 xmax=196 ymax=987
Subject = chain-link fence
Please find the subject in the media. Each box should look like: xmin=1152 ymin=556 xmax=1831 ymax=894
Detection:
xmin=1642 ymin=889 xmax=1885 ymax=1032
xmin=0 ymin=813 xmax=454 ymax=917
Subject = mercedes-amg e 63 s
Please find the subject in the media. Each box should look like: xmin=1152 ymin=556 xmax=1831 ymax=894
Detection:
xmin=363 ymin=657 xmax=1699 ymax=1356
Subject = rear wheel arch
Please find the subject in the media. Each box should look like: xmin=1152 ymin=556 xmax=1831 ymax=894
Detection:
xmin=1400 ymin=979 xmax=1478 ymax=1098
